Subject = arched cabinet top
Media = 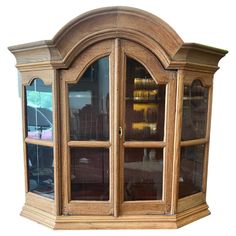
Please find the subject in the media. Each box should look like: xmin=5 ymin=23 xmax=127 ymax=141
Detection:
xmin=52 ymin=7 xmax=183 ymax=64
xmin=9 ymin=6 xmax=227 ymax=72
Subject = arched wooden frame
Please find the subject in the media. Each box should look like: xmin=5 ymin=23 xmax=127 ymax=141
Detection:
xmin=60 ymin=40 xmax=114 ymax=215
xmin=21 ymin=71 xmax=54 ymax=86
xmin=8 ymin=6 xmax=227 ymax=229
xmin=119 ymin=40 xmax=176 ymax=215
xmin=60 ymin=38 xmax=176 ymax=216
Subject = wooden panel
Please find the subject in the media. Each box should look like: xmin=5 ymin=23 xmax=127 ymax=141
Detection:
xmin=67 ymin=202 xmax=113 ymax=215
xmin=25 ymin=192 xmax=55 ymax=215
xmin=120 ymin=201 xmax=166 ymax=215
xmin=182 ymin=70 xmax=213 ymax=87
xmin=21 ymin=70 xmax=54 ymax=85
xmin=177 ymin=192 xmax=206 ymax=213
xmin=21 ymin=202 xmax=210 ymax=229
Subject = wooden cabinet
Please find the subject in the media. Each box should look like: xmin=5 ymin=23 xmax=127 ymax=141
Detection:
xmin=9 ymin=7 xmax=227 ymax=229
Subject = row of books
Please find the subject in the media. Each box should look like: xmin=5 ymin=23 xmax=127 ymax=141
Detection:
xmin=133 ymin=89 xmax=158 ymax=101
xmin=134 ymin=78 xmax=158 ymax=89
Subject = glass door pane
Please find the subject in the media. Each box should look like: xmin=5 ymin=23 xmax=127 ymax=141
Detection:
xmin=123 ymin=57 xmax=165 ymax=201
xmin=125 ymin=57 xmax=165 ymax=141
xmin=178 ymin=144 xmax=205 ymax=198
xmin=27 ymin=144 xmax=54 ymax=199
xmin=124 ymin=148 xmax=163 ymax=201
xmin=71 ymin=148 xmax=109 ymax=200
xmin=25 ymin=79 xmax=53 ymax=140
xmin=179 ymin=79 xmax=208 ymax=199
xmin=68 ymin=57 xmax=109 ymax=141
xmin=182 ymin=80 xmax=208 ymax=140
xmin=68 ymin=56 xmax=110 ymax=201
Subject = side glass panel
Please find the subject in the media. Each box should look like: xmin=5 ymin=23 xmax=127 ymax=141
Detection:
xmin=27 ymin=144 xmax=54 ymax=199
xmin=25 ymin=79 xmax=53 ymax=140
xmin=124 ymin=148 xmax=163 ymax=201
xmin=125 ymin=57 xmax=166 ymax=141
xmin=182 ymin=80 xmax=208 ymax=140
xmin=70 ymin=148 xmax=109 ymax=201
xmin=179 ymin=144 xmax=205 ymax=198
xmin=68 ymin=57 xmax=109 ymax=141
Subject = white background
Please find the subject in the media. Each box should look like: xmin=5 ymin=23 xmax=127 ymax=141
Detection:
xmin=0 ymin=0 xmax=235 ymax=235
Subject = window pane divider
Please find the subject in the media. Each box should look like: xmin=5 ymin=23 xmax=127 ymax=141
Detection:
xmin=68 ymin=140 xmax=111 ymax=148
xmin=123 ymin=141 xmax=166 ymax=148
xmin=25 ymin=137 xmax=53 ymax=147
xmin=180 ymin=138 xmax=208 ymax=147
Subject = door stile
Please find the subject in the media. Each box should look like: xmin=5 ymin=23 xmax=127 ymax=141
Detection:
xmin=118 ymin=42 xmax=127 ymax=205
xmin=60 ymin=70 xmax=70 ymax=214
xmin=113 ymin=38 xmax=121 ymax=217
xmin=163 ymin=75 xmax=177 ymax=213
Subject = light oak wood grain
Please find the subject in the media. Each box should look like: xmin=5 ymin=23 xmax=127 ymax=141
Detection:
xmin=20 ymin=203 xmax=210 ymax=229
xmin=9 ymin=6 xmax=227 ymax=229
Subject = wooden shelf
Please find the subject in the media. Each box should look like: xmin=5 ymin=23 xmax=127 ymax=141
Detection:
xmin=183 ymin=96 xmax=205 ymax=101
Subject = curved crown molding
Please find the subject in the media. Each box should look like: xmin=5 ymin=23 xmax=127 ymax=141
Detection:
xmin=52 ymin=6 xmax=183 ymax=64
xmin=9 ymin=6 xmax=227 ymax=72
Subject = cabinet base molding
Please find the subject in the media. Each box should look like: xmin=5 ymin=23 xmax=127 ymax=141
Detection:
xmin=21 ymin=203 xmax=210 ymax=229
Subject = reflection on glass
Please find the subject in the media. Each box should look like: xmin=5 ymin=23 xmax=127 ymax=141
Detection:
xmin=179 ymin=145 xmax=205 ymax=198
xmin=71 ymin=148 xmax=109 ymax=201
xmin=182 ymin=80 xmax=208 ymax=140
xmin=25 ymin=79 xmax=53 ymax=140
xmin=68 ymin=57 xmax=109 ymax=140
xmin=27 ymin=144 xmax=54 ymax=199
xmin=124 ymin=148 xmax=163 ymax=201
xmin=125 ymin=57 xmax=165 ymax=141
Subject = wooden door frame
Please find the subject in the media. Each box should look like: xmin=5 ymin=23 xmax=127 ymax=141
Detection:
xmin=176 ymin=71 xmax=214 ymax=213
xmin=60 ymin=39 xmax=115 ymax=215
xmin=118 ymin=40 xmax=176 ymax=215
xmin=60 ymin=38 xmax=177 ymax=216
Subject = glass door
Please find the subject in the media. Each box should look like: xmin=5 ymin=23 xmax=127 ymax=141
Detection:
xmin=124 ymin=57 xmax=165 ymax=201
xmin=61 ymin=40 xmax=115 ymax=215
xmin=119 ymin=40 xmax=176 ymax=215
xmin=61 ymin=39 xmax=176 ymax=216
xmin=68 ymin=57 xmax=110 ymax=201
